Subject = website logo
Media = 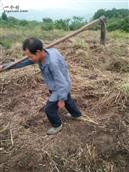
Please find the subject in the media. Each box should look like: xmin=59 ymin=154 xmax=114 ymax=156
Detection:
xmin=0 ymin=0 xmax=28 ymax=13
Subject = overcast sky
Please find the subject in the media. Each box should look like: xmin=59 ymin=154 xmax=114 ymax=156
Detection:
xmin=1 ymin=0 xmax=129 ymax=11
xmin=0 ymin=0 xmax=128 ymax=20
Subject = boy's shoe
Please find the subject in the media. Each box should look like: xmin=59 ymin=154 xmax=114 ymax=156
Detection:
xmin=66 ymin=113 xmax=83 ymax=120
xmin=47 ymin=124 xmax=63 ymax=135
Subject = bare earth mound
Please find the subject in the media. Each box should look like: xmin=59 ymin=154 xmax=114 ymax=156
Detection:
xmin=0 ymin=31 xmax=129 ymax=172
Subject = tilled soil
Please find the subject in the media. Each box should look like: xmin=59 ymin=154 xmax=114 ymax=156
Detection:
xmin=0 ymin=32 xmax=129 ymax=172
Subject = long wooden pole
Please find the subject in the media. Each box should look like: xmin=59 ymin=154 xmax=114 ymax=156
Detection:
xmin=1 ymin=16 xmax=106 ymax=71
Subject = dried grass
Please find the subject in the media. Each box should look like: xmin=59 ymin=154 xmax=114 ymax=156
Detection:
xmin=0 ymin=31 xmax=129 ymax=172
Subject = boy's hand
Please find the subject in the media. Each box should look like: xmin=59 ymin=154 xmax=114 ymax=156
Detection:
xmin=57 ymin=100 xmax=65 ymax=109
xmin=0 ymin=65 xmax=3 ymax=72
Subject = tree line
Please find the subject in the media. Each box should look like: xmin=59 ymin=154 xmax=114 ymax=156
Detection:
xmin=93 ymin=8 xmax=129 ymax=32
xmin=0 ymin=12 xmax=87 ymax=31
xmin=1 ymin=8 xmax=129 ymax=32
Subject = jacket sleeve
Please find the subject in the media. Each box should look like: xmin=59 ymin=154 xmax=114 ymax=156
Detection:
xmin=3 ymin=58 xmax=34 ymax=70
xmin=49 ymin=61 xmax=69 ymax=101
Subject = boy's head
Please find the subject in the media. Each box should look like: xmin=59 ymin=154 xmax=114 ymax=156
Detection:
xmin=23 ymin=38 xmax=46 ymax=62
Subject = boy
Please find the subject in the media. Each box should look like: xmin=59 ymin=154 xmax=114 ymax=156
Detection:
xmin=0 ymin=38 xmax=82 ymax=135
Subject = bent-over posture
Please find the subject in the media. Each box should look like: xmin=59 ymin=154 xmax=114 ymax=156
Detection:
xmin=0 ymin=38 xmax=82 ymax=135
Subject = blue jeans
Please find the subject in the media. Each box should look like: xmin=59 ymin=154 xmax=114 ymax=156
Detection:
xmin=44 ymin=93 xmax=81 ymax=127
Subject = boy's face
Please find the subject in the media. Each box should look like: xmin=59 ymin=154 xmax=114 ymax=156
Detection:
xmin=23 ymin=49 xmax=45 ymax=62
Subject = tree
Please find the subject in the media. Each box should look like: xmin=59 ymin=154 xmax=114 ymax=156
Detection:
xmin=93 ymin=9 xmax=129 ymax=32
xmin=69 ymin=16 xmax=86 ymax=30
xmin=93 ymin=8 xmax=129 ymax=20
xmin=19 ymin=20 xmax=28 ymax=26
xmin=1 ymin=12 xmax=8 ymax=21
xmin=42 ymin=18 xmax=54 ymax=30
xmin=119 ymin=16 xmax=129 ymax=32
xmin=55 ymin=19 xmax=70 ymax=31
xmin=93 ymin=9 xmax=106 ymax=19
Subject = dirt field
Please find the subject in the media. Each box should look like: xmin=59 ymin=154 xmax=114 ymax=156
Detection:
xmin=0 ymin=31 xmax=129 ymax=172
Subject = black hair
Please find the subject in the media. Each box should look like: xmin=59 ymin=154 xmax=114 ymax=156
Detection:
xmin=23 ymin=38 xmax=43 ymax=54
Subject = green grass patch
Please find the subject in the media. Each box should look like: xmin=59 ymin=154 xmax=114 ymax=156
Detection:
xmin=109 ymin=30 xmax=129 ymax=40
xmin=0 ymin=26 xmax=68 ymax=49
xmin=121 ymin=83 xmax=129 ymax=95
